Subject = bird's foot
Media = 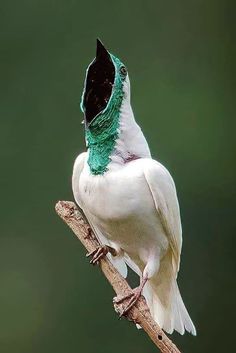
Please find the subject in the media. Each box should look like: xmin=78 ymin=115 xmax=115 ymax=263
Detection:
xmin=86 ymin=245 xmax=115 ymax=265
xmin=113 ymin=287 xmax=143 ymax=317
xmin=113 ymin=276 xmax=148 ymax=317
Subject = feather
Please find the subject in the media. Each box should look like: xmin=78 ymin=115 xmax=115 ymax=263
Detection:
xmin=143 ymin=160 xmax=182 ymax=273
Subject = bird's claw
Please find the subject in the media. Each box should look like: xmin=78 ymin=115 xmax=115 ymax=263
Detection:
xmin=86 ymin=245 xmax=109 ymax=265
xmin=113 ymin=288 xmax=142 ymax=317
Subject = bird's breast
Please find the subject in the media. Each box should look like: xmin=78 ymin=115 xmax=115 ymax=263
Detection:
xmin=79 ymin=162 xmax=153 ymax=221
xmin=78 ymin=160 xmax=169 ymax=256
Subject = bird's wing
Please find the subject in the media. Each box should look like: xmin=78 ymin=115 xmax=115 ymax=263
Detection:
xmin=143 ymin=160 xmax=182 ymax=274
xmin=72 ymin=152 xmax=127 ymax=278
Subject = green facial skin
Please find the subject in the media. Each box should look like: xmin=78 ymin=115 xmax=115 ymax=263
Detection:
xmin=81 ymin=54 xmax=127 ymax=175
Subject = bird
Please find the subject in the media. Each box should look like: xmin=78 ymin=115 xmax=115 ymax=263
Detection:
xmin=72 ymin=39 xmax=196 ymax=336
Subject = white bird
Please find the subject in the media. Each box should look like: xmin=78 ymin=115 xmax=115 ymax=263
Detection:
xmin=72 ymin=39 xmax=196 ymax=336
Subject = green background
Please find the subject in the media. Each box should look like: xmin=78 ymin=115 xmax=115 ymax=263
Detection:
xmin=1 ymin=1 xmax=235 ymax=352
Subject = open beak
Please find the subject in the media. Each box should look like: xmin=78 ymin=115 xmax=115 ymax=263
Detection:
xmin=83 ymin=39 xmax=115 ymax=126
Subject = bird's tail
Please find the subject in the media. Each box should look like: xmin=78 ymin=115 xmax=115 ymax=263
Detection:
xmin=143 ymin=254 xmax=196 ymax=335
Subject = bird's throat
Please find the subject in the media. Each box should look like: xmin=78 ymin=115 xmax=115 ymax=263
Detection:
xmin=86 ymin=68 xmax=124 ymax=175
xmin=86 ymin=113 xmax=119 ymax=175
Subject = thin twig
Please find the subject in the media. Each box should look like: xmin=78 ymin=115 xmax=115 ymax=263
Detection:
xmin=55 ymin=200 xmax=181 ymax=353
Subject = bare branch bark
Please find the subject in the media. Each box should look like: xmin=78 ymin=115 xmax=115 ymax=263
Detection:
xmin=55 ymin=200 xmax=181 ymax=353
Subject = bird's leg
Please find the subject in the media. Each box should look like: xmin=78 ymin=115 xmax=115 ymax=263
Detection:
xmin=86 ymin=245 xmax=117 ymax=265
xmin=113 ymin=275 xmax=148 ymax=317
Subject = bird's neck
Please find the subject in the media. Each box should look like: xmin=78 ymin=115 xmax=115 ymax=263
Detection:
xmin=85 ymin=109 xmax=120 ymax=175
xmin=85 ymin=78 xmax=123 ymax=175
xmin=86 ymin=98 xmax=150 ymax=175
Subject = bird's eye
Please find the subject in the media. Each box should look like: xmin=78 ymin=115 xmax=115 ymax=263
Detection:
xmin=120 ymin=66 xmax=127 ymax=76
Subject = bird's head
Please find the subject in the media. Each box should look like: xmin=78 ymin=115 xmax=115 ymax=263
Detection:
xmin=80 ymin=40 xmax=142 ymax=175
xmin=80 ymin=39 xmax=130 ymax=129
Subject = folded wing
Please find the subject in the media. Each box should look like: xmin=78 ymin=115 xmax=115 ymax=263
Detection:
xmin=144 ymin=160 xmax=182 ymax=274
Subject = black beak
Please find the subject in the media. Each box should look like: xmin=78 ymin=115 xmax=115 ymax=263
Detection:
xmin=96 ymin=38 xmax=109 ymax=60
xmin=83 ymin=39 xmax=115 ymax=126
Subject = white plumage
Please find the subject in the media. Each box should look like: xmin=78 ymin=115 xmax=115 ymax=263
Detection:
xmin=72 ymin=73 xmax=196 ymax=335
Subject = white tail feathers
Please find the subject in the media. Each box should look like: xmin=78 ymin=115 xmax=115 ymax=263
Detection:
xmin=143 ymin=279 xmax=196 ymax=335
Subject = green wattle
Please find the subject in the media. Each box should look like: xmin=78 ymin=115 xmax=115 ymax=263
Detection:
xmin=85 ymin=55 xmax=124 ymax=175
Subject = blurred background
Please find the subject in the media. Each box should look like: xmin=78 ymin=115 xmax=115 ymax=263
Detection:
xmin=0 ymin=0 xmax=235 ymax=352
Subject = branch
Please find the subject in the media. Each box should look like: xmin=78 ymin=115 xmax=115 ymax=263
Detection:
xmin=55 ymin=200 xmax=181 ymax=353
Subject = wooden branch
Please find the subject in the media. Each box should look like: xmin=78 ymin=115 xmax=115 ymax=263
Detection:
xmin=55 ymin=200 xmax=181 ymax=353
